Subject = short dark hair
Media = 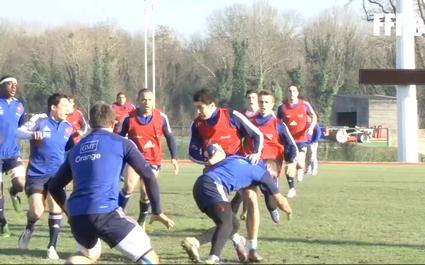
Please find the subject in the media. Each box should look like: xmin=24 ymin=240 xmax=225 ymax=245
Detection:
xmin=245 ymin=89 xmax=258 ymax=97
xmin=288 ymin=83 xmax=303 ymax=97
xmin=47 ymin=93 xmax=68 ymax=113
xmin=89 ymin=102 xmax=116 ymax=128
xmin=116 ymin=92 xmax=126 ymax=98
xmin=137 ymin=88 xmax=153 ymax=100
xmin=193 ymin=89 xmax=216 ymax=105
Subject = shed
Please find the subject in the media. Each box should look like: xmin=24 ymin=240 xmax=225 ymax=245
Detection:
xmin=333 ymin=95 xmax=397 ymax=129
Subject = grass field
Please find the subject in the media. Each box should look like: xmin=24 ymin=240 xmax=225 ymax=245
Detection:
xmin=1 ymin=163 xmax=425 ymax=264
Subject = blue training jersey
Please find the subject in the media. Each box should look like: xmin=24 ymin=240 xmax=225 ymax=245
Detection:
xmin=18 ymin=116 xmax=74 ymax=177
xmin=0 ymin=97 xmax=25 ymax=158
xmin=204 ymin=155 xmax=279 ymax=195
xmin=49 ymin=129 xmax=160 ymax=216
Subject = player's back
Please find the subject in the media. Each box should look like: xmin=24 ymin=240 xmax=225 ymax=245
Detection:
xmin=67 ymin=129 xmax=128 ymax=216
xmin=205 ymin=155 xmax=268 ymax=192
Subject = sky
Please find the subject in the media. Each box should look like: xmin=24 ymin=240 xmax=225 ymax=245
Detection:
xmin=0 ymin=0 xmax=354 ymax=38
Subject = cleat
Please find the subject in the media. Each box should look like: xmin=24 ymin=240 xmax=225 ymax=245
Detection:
xmin=1 ymin=223 xmax=11 ymax=238
xmin=248 ymin=249 xmax=263 ymax=262
xmin=269 ymin=209 xmax=280 ymax=224
xmin=286 ymin=188 xmax=297 ymax=198
xmin=47 ymin=246 xmax=60 ymax=260
xmin=9 ymin=187 xmax=22 ymax=212
xmin=18 ymin=229 xmax=33 ymax=249
xmin=181 ymin=237 xmax=201 ymax=263
xmin=204 ymin=258 xmax=220 ymax=264
xmin=233 ymin=236 xmax=248 ymax=263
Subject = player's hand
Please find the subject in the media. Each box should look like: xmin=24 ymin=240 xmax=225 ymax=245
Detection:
xmin=247 ymin=152 xmax=261 ymax=165
xmin=33 ymin=131 xmax=45 ymax=140
xmin=285 ymin=162 xmax=297 ymax=178
xmin=274 ymin=193 xmax=293 ymax=220
xmin=171 ymin=159 xmax=179 ymax=175
xmin=149 ymin=213 xmax=175 ymax=230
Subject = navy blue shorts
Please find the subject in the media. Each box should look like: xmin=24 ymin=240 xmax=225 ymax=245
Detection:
xmin=0 ymin=157 xmax=23 ymax=173
xmin=25 ymin=175 xmax=52 ymax=195
xmin=193 ymin=175 xmax=229 ymax=213
xmin=69 ymin=208 xmax=136 ymax=249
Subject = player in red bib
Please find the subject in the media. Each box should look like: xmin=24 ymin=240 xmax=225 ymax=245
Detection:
xmin=233 ymin=89 xmax=260 ymax=221
xmin=244 ymin=89 xmax=259 ymax=118
xmin=112 ymin=92 xmax=136 ymax=133
xmin=66 ymin=96 xmax=88 ymax=144
xmin=240 ymin=90 xmax=298 ymax=261
xmin=119 ymin=89 xmax=179 ymax=228
xmin=187 ymin=88 xmax=264 ymax=262
xmin=277 ymin=84 xmax=317 ymax=198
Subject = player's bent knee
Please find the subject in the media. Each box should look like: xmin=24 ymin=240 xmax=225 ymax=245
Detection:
xmin=11 ymin=165 xmax=25 ymax=179
xmin=114 ymin=225 xmax=152 ymax=262
xmin=76 ymin=239 xmax=102 ymax=262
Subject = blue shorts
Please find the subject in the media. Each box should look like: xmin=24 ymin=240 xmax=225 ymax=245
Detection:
xmin=69 ymin=208 xmax=137 ymax=249
xmin=0 ymin=157 xmax=23 ymax=173
xmin=25 ymin=175 xmax=52 ymax=195
xmin=193 ymin=175 xmax=229 ymax=213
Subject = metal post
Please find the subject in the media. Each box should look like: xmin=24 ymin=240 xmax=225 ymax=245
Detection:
xmin=144 ymin=0 xmax=148 ymax=89
xmin=152 ymin=0 xmax=156 ymax=108
xmin=396 ymin=0 xmax=419 ymax=162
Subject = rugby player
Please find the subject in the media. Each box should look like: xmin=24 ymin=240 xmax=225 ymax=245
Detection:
xmin=182 ymin=144 xmax=292 ymax=264
xmin=16 ymin=93 xmax=74 ymax=259
xmin=118 ymin=88 xmax=179 ymax=227
xmin=49 ymin=102 xmax=174 ymax=264
xmin=277 ymin=84 xmax=317 ymax=198
xmin=188 ymin=88 xmax=264 ymax=262
xmin=0 ymin=75 xmax=26 ymax=237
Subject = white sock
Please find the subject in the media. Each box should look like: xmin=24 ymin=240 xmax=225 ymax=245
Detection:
xmin=248 ymin=239 xmax=258 ymax=250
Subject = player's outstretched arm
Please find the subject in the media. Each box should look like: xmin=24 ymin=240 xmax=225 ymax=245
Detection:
xmin=273 ymin=193 xmax=293 ymax=220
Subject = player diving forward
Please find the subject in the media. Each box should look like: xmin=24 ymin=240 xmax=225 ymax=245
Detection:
xmin=182 ymin=144 xmax=293 ymax=264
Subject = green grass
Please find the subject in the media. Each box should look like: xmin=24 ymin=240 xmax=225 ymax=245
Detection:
xmin=1 ymin=163 xmax=425 ymax=264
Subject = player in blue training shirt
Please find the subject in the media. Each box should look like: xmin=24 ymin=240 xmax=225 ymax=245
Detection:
xmin=49 ymin=102 xmax=175 ymax=264
xmin=0 ymin=75 xmax=26 ymax=237
xmin=16 ymin=93 xmax=74 ymax=260
xmin=182 ymin=144 xmax=293 ymax=264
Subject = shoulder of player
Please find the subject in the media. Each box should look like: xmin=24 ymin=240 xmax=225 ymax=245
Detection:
xmin=62 ymin=119 xmax=73 ymax=127
xmin=158 ymin=110 xmax=170 ymax=121
xmin=30 ymin=113 xmax=49 ymax=124
xmin=76 ymin=109 xmax=85 ymax=116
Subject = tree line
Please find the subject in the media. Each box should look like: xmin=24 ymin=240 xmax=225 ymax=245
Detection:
xmin=1 ymin=1 xmax=424 ymax=127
